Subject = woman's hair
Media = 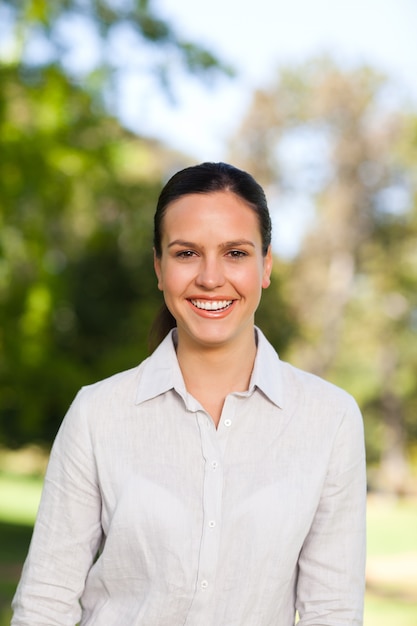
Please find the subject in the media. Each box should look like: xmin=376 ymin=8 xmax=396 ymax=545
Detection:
xmin=149 ymin=162 xmax=272 ymax=351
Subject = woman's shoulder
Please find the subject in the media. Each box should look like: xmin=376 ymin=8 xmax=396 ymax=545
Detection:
xmin=280 ymin=358 xmax=360 ymax=416
xmin=77 ymin=359 xmax=149 ymax=405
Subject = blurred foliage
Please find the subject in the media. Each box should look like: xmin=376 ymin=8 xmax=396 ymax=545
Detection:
xmin=231 ymin=57 xmax=417 ymax=492
xmin=1 ymin=0 xmax=233 ymax=94
xmin=0 ymin=61 xmax=186 ymax=447
xmin=256 ymin=263 xmax=299 ymax=353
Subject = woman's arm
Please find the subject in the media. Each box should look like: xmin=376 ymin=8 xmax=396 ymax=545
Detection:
xmin=296 ymin=397 xmax=367 ymax=626
xmin=11 ymin=389 xmax=103 ymax=626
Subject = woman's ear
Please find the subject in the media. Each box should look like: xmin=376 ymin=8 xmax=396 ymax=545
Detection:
xmin=262 ymin=245 xmax=273 ymax=289
xmin=153 ymin=249 xmax=163 ymax=291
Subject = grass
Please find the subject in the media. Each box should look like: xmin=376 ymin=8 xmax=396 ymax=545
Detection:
xmin=1 ymin=472 xmax=416 ymax=625
xmin=367 ymin=495 xmax=417 ymax=556
xmin=0 ymin=472 xmax=41 ymax=625
xmin=0 ymin=473 xmax=44 ymax=526
xmin=364 ymin=494 xmax=417 ymax=626
xmin=0 ymin=521 xmax=34 ymax=625
xmin=0 ymin=473 xmax=42 ymax=626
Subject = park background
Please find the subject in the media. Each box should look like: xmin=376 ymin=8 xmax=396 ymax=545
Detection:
xmin=0 ymin=0 xmax=416 ymax=623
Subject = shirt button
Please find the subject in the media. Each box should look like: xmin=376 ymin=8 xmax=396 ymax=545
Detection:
xmin=201 ymin=580 xmax=208 ymax=589
xmin=208 ymin=520 xmax=216 ymax=528
xmin=224 ymin=419 xmax=232 ymax=427
xmin=211 ymin=461 xmax=218 ymax=470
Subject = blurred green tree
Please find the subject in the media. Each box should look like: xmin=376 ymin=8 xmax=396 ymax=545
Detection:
xmin=0 ymin=62 xmax=179 ymax=447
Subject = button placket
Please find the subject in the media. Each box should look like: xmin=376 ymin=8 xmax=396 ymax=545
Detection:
xmin=193 ymin=412 xmax=223 ymax=602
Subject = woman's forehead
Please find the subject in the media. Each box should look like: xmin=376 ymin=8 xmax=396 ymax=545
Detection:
xmin=163 ymin=190 xmax=257 ymax=218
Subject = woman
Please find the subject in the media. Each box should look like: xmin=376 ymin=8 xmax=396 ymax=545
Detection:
xmin=12 ymin=162 xmax=367 ymax=625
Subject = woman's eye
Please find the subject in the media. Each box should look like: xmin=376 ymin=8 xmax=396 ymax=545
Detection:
xmin=176 ymin=250 xmax=196 ymax=258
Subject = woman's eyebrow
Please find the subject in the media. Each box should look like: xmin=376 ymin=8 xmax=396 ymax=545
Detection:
xmin=167 ymin=239 xmax=196 ymax=248
xmin=220 ymin=239 xmax=255 ymax=249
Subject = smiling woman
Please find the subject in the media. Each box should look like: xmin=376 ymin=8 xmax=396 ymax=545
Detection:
xmin=11 ymin=162 xmax=367 ymax=626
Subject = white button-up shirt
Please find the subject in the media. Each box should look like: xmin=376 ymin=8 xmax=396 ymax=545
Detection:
xmin=12 ymin=328 xmax=366 ymax=625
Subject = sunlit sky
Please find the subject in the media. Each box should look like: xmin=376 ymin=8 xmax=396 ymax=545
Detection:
xmin=117 ymin=0 xmax=417 ymax=161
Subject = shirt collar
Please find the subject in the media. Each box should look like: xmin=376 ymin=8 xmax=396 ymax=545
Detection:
xmin=249 ymin=327 xmax=284 ymax=408
xmin=135 ymin=326 xmax=284 ymax=409
xmin=135 ymin=329 xmax=185 ymax=405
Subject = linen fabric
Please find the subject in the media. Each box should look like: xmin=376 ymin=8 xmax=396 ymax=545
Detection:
xmin=12 ymin=328 xmax=366 ymax=626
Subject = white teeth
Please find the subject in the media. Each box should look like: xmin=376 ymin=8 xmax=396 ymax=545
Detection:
xmin=191 ymin=299 xmax=233 ymax=311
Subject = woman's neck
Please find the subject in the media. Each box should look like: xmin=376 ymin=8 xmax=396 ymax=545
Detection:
xmin=175 ymin=330 xmax=257 ymax=426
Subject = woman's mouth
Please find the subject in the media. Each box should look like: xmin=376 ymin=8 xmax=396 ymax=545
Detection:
xmin=190 ymin=299 xmax=233 ymax=311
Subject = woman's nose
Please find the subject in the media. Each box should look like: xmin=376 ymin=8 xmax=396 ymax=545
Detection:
xmin=195 ymin=257 xmax=225 ymax=289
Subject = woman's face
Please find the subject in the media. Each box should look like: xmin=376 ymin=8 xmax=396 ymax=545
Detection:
xmin=154 ymin=190 xmax=272 ymax=351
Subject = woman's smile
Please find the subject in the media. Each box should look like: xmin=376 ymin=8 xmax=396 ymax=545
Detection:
xmin=190 ymin=299 xmax=234 ymax=312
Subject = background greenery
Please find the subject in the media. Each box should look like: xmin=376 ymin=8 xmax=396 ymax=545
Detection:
xmin=1 ymin=0 xmax=416 ymax=622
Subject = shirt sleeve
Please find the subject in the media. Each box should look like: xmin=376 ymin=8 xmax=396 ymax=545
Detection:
xmin=296 ymin=395 xmax=367 ymax=626
xmin=11 ymin=389 xmax=103 ymax=626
